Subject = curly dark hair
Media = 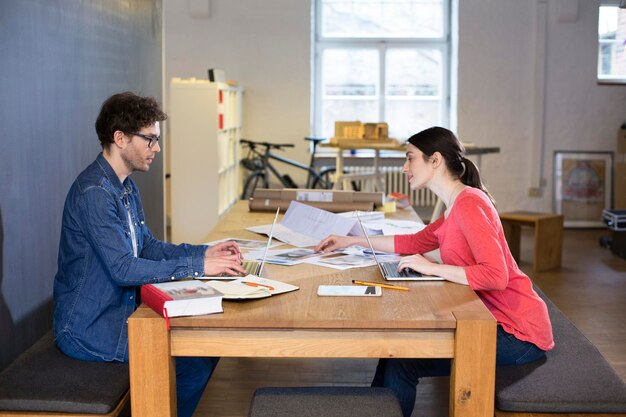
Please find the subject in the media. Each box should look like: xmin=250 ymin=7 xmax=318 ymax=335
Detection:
xmin=95 ymin=92 xmax=167 ymax=149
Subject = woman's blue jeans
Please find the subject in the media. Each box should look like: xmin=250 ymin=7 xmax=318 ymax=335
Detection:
xmin=371 ymin=326 xmax=545 ymax=417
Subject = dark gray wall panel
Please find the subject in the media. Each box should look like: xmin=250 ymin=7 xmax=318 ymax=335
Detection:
xmin=0 ymin=0 xmax=163 ymax=370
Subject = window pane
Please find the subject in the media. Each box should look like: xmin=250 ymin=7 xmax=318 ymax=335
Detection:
xmin=385 ymin=99 xmax=440 ymax=140
xmin=322 ymin=0 xmax=444 ymax=38
xmin=322 ymin=49 xmax=379 ymax=137
xmin=386 ymin=48 xmax=442 ymax=97
xmin=385 ymin=49 xmax=442 ymax=139
xmin=322 ymin=100 xmax=379 ymax=138
xmin=598 ymin=6 xmax=626 ymax=79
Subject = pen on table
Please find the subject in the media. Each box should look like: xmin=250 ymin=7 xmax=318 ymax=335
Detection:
xmin=352 ymin=280 xmax=409 ymax=291
xmin=242 ymin=281 xmax=274 ymax=291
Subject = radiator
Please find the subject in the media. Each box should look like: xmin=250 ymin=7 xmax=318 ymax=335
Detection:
xmin=343 ymin=166 xmax=437 ymax=207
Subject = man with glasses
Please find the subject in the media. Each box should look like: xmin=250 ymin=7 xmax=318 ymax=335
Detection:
xmin=53 ymin=92 xmax=245 ymax=417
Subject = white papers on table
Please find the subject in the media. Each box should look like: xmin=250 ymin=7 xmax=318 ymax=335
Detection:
xmin=245 ymin=200 xmax=427 ymax=249
xmin=246 ymin=201 xmax=359 ymax=247
xmin=245 ymin=247 xmax=322 ymax=266
xmin=337 ymin=210 xmax=385 ymax=221
xmin=363 ymin=219 xmax=427 ymax=236
xmin=205 ymin=237 xmax=283 ymax=251
xmin=303 ymin=247 xmax=400 ymax=271
xmin=304 ymin=253 xmax=377 ymax=270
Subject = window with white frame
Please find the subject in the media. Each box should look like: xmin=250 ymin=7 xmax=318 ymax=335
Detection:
xmin=312 ymin=0 xmax=451 ymax=140
xmin=598 ymin=1 xmax=626 ymax=83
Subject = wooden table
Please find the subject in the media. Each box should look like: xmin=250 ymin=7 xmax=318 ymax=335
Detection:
xmin=128 ymin=201 xmax=496 ymax=417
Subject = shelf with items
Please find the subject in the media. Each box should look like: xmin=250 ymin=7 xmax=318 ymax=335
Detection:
xmin=168 ymin=77 xmax=243 ymax=244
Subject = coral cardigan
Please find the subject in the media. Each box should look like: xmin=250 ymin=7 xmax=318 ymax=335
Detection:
xmin=395 ymin=188 xmax=554 ymax=351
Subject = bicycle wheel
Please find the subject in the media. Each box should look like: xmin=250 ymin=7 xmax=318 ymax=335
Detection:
xmin=241 ymin=171 xmax=267 ymax=200
xmin=312 ymin=168 xmax=361 ymax=191
xmin=311 ymin=167 xmax=335 ymax=189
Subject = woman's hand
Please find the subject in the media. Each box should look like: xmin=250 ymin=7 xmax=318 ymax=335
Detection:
xmin=203 ymin=254 xmax=247 ymax=277
xmin=398 ymin=255 xmax=470 ymax=285
xmin=205 ymin=241 xmax=242 ymax=259
xmin=397 ymin=254 xmax=436 ymax=276
xmin=315 ymin=235 xmax=354 ymax=253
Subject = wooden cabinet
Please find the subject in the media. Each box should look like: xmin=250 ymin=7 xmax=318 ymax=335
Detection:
xmin=168 ymin=78 xmax=243 ymax=244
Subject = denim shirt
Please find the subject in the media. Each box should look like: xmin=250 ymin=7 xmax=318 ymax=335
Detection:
xmin=53 ymin=153 xmax=207 ymax=362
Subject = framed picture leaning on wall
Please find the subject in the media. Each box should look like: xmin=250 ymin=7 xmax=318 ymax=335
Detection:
xmin=553 ymin=151 xmax=613 ymax=228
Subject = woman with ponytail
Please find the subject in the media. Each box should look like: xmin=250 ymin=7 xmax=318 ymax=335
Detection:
xmin=315 ymin=127 xmax=553 ymax=417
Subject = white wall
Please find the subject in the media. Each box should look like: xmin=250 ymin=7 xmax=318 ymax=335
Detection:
xmin=164 ymin=0 xmax=626 ymax=212
xmin=458 ymin=0 xmax=626 ymax=212
xmin=163 ymin=0 xmax=312 ymax=185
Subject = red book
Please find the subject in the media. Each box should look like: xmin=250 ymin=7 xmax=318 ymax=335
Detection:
xmin=141 ymin=280 xmax=224 ymax=323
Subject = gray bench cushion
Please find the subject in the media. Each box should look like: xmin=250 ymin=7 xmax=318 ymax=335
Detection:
xmin=0 ymin=331 xmax=129 ymax=414
xmin=495 ymin=287 xmax=626 ymax=413
xmin=249 ymin=386 xmax=403 ymax=417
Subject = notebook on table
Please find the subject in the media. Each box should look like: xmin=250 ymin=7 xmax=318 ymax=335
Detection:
xmin=356 ymin=214 xmax=444 ymax=281
xmin=199 ymin=208 xmax=280 ymax=280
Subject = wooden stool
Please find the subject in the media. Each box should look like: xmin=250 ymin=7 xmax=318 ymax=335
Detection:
xmin=499 ymin=211 xmax=564 ymax=273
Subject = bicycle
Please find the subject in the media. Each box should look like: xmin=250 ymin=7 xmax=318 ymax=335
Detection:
xmin=240 ymin=137 xmax=346 ymax=200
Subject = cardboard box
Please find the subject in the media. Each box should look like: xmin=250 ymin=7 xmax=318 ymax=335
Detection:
xmin=618 ymin=128 xmax=626 ymax=154
xmin=615 ymin=162 xmax=626 ymax=209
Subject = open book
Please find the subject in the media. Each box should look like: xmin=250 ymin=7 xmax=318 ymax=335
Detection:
xmin=205 ymin=275 xmax=299 ymax=300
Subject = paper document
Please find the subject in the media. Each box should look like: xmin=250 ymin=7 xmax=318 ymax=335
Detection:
xmin=304 ymin=253 xmax=377 ymax=270
xmin=245 ymin=247 xmax=321 ymax=265
xmin=246 ymin=201 xmax=358 ymax=247
xmin=362 ymin=219 xmax=426 ymax=236
xmin=205 ymin=237 xmax=283 ymax=251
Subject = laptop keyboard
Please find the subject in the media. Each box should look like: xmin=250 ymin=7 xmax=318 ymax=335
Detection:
xmin=216 ymin=260 xmax=261 ymax=277
xmin=381 ymin=262 xmax=422 ymax=278
xmin=243 ymin=260 xmax=261 ymax=276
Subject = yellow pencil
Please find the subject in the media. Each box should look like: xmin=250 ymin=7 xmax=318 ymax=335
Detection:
xmin=351 ymin=280 xmax=410 ymax=291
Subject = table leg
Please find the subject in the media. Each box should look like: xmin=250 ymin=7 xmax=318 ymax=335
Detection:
xmin=450 ymin=311 xmax=496 ymax=417
xmin=333 ymin=149 xmax=345 ymax=190
xmin=128 ymin=308 xmax=177 ymax=417
xmin=533 ymin=215 xmax=563 ymax=272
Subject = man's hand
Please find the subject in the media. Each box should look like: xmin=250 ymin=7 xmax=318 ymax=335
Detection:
xmin=203 ymin=254 xmax=247 ymax=277
xmin=205 ymin=241 xmax=242 ymax=259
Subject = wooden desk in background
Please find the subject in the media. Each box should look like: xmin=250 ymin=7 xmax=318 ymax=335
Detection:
xmin=128 ymin=201 xmax=496 ymax=417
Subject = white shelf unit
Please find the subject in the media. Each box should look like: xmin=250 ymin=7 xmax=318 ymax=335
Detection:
xmin=169 ymin=78 xmax=243 ymax=244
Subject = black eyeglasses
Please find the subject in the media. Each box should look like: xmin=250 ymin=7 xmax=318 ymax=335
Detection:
xmin=126 ymin=131 xmax=160 ymax=149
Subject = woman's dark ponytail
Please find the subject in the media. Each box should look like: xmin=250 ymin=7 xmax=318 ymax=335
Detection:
xmin=407 ymin=127 xmax=496 ymax=206
xmin=460 ymin=157 xmax=496 ymax=206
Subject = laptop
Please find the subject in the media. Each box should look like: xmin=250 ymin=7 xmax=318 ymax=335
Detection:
xmin=202 ymin=208 xmax=280 ymax=279
xmin=356 ymin=214 xmax=444 ymax=281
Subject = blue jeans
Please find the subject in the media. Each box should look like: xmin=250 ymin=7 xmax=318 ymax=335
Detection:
xmin=371 ymin=326 xmax=546 ymax=417
xmin=175 ymin=357 xmax=219 ymax=417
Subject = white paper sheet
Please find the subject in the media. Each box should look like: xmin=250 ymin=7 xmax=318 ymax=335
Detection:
xmin=246 ymin=201 xmax=359 ymax=247
xmin=245 ymin=247 xmax=322 ymax=265
xmin=205 ymin=237 xmax=283 ymax=251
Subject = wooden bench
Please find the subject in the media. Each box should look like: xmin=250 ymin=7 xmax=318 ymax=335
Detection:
xmin=495 ymin=287 xmax=626 ymax=417
xmin=248 ymin=387 xmax=403 ymax=417
xmin=499 ymin=211 xmax=564 ymax=272
xmin=0 ymin=332 xmax=129 ymax=417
